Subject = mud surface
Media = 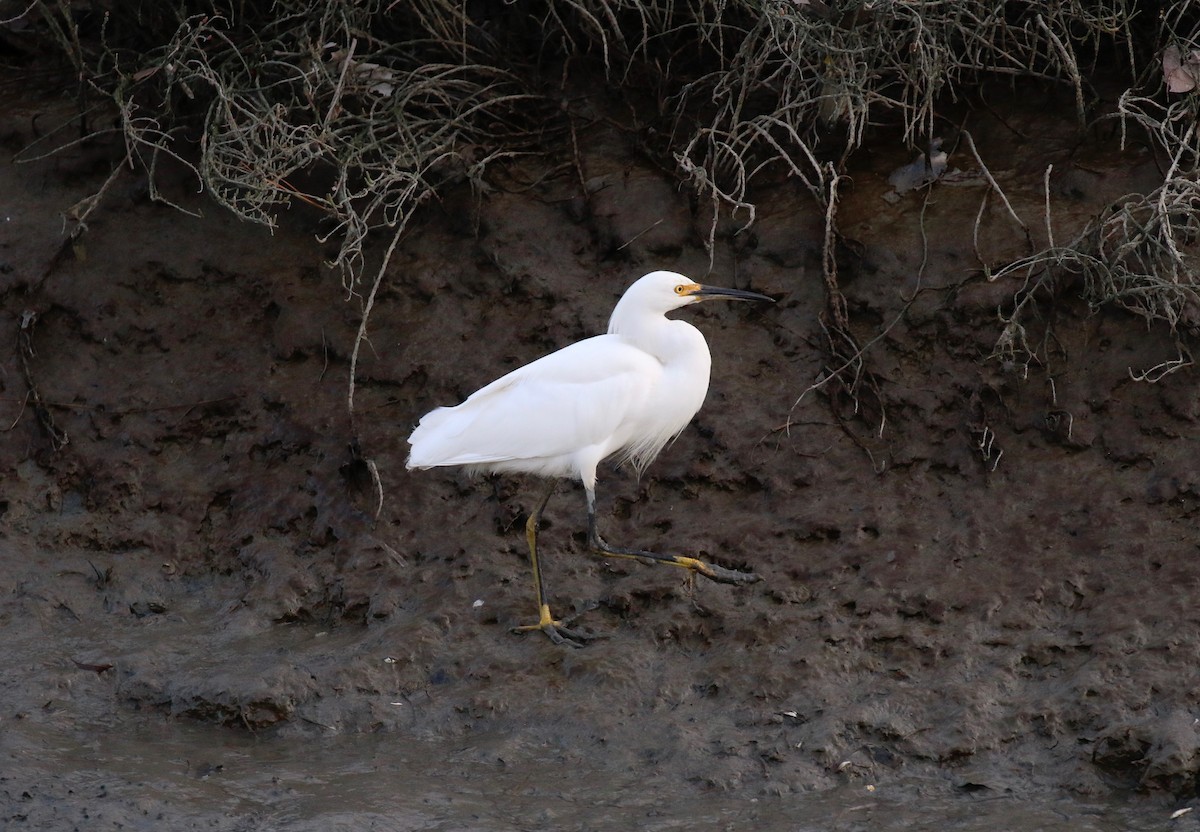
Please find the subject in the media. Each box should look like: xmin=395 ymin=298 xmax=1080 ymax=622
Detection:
xmin=4 ymin=76 xmax=1200 ymax=827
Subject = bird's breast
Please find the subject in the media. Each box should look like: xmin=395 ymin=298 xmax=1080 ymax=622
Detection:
xmin=607 ymin=323 xmax=712 ymax=470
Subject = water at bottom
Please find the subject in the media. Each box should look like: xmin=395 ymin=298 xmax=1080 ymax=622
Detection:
xmin=0 ymin=716 xmax=1185 ymax=831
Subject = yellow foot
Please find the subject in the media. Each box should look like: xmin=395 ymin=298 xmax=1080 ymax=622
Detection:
xmin=511 ymin=604 xmax=596 ymax=648
xmin=674 ymin=556 xmax=761 ymax=586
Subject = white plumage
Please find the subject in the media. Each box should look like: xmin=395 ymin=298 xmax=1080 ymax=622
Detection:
xmin=407 ymin=270 xmax=772 ymax=646
xmin=409 ymin=272 xmax=714 ymax=485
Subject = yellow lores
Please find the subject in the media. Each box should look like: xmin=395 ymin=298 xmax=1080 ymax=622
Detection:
xmin=407 ymin=270 xmax=773 ymax=646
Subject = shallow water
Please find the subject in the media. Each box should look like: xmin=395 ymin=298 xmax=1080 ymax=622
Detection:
xmin=3 ymin=715 xmax=1185 ymax=831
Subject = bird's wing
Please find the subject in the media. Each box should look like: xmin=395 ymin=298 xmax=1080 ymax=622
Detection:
xmin=407 ymin=335 xmax=659 ymax=469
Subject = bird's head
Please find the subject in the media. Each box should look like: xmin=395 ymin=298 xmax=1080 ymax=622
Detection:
xmin=623 ymin=270 xmax=774 ymax=314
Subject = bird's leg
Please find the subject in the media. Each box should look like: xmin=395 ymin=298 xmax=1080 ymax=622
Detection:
xmin=585 ymin=487 xmax=760 ymax=585
xmin=511 ymin=482 xmax=594 ymax=647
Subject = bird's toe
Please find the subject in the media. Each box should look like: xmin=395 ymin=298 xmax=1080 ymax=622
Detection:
xmin=547 ymin=623 xmax=590 ymax=648
xmin=511 ymin=606 xmax=602 ymax=648
xmin=699 ymin=561 xmax=761 ymax=585
xmin=511 ymin=621 xmax=596 ymax=648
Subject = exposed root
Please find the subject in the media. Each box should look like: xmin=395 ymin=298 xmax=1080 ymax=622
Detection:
xmin=16 ymin=310 xmax=69 ymax=451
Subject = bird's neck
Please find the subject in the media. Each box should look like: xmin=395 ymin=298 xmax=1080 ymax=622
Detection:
xmin=609 ymin=313 xmax=708 ymax=368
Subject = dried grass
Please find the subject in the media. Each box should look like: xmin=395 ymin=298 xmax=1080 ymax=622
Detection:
xmin=989 ymin=6 xmax=1200 ymax=381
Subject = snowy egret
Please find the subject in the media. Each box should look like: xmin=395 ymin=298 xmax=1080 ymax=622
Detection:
xmin=407 ymin=270 xmax=772 ymax=646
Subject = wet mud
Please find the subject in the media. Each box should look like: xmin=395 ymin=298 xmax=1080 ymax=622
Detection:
xmin=4 ymin=78 xmax=1200 ymax=826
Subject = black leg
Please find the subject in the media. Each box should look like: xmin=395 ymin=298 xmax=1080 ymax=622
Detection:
xmin=511 ymin=481 xmax=594 ymax=647
xmin=585 ymin=486 xmax=760 ymax=585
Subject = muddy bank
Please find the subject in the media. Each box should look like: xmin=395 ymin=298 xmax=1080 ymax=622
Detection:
xmin=3 ymin=75 xmax=1200 ymax=826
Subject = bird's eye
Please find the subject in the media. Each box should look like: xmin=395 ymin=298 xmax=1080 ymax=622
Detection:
xmin=674 ymin=285 xmax=686 ymax=295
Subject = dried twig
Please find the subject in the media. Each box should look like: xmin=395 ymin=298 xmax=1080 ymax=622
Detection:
xmin=17 ymin=310 xmax=69 ymax=450
xmin=961 ymin=130 xmax=1033 ymax=257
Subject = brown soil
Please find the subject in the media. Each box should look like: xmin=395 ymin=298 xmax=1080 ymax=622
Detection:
xmin=3 ymin=76 xmax=1200 ymax=824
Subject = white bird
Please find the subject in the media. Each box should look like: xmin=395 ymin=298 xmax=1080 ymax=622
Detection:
xmin=407 ymin=270 xmax=772 ymax=646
